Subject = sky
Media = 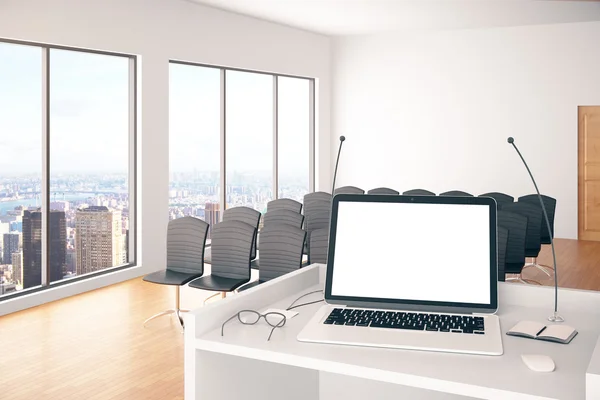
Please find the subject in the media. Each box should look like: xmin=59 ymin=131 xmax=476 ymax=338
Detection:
xmin=1 ymin=41 xmax=310 ymax=184
xmin=0 ymin=41 xmax=129 ymax=175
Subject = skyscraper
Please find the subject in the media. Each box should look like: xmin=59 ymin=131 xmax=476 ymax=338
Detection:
xmin=22 ymin=209 xmax=67 ymax=289
xmin=3 ymin=233 xmax=19 ymax=266
xmin=204 ymin=202 xmax=221 ymax=240
xmin=75 ymin=206 xmax=123 ymax=276
xmin=12 ymin=252 xmax=22 ymax=285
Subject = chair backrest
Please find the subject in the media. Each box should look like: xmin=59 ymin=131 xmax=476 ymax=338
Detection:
xmin=166 ymin=216 xmax=209 ymax=275
xmin=267 ymin=198 xmax=303 ymax=214
xmin=367 ymin=187 xmax=399 ymax=195
xmin=210 ymin=220 xmax=256 ymax=280
xmin=258 ymin=225 xmax=306 ymax=282
xmin=500 ymin=202 xmax=542 ymax=257
xmin=439 ymin=190 xmax=473 ymax=197
xmin=308 ymin=227 xmax=329 ymax=264
xmin=263 ymin=209 xmax=304 ymax=229
xmin=497 ymin=210 xmax=527 ymax=273
xmin=303 ymin=192 xmax=332 ymax=232
xmin=518 ymin=194 xmax=556 ymax=243
xmin=222 ymin=206 xmax=261 ymax=259
xmin=402 ymin=189 xmax=435 ymax=196
xmin=497 ymin=226 xmax=509 ymax=282
xmin=334 ymin=186 xmax=365 ymax=195
xmin=479 ymin=192 xmax=514 ymax=208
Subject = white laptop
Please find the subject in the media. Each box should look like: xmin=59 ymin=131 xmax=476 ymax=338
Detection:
xmin=297 ymin=194 xmax=503 ymax=356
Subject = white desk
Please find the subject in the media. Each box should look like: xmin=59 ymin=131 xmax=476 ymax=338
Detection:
xmin=184 ymin=264 xmax=600 ymax=400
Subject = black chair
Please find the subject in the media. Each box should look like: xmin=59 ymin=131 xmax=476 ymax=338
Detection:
xmin=440 ymin=190 xmax=473 ymax=197
xmin=239 ymin=225 xmax=306 ymax=292
xmin=222 ymin=206 xmax=261 ymax=260
xmin=497 ymin=210 xmax=539 ymax=284
xmin=518 ymin=194 xmax=557 ymax=274
xmin=518 ymin=194 xmax=556 ymax=244
xmin=267 ymin=198 xmax=303 ymax=214
xmin=497 ymin=226 xmax=509 ymax=282
xmin=367 ymin=187 xmax=399 ymax=195
xmin=403 ymin=189 xmax=435 ymax=196
xmin=303 ymin=192 xmax=332 ymax=254
xmin=500 ymin=202 xmax=546 ymax=278
xmin=263 ymin=209 xmax=304 ymax=229
xmin=253 ymin=209 xmax=304 ymax=269
xmin=308 ymin=227 xmax=329 ymax=265
xmin=479 ymin=192 xmax=514 ymax=208
xmin=189 ymin=220 xmax=256 ymax=300
xmin=334 ymin=186 xmax=365 ymax=195
xmin=143 ymin=217 xmax=209 ymax=330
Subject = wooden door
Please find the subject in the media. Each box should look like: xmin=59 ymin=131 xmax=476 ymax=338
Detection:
xmin=578 ymin=106 xmax=600 ymax=241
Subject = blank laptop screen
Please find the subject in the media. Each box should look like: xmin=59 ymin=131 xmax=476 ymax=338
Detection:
xmin=330 ymin=201 xmax=492 ymax=305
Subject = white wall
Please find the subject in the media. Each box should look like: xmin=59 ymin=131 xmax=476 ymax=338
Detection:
xmin=332 ymin=21 xmax=600 ymax=239
xmin=0 ymin=0 xmax=331 ymax=315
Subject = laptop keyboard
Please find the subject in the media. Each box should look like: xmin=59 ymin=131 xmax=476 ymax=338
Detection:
xmin=323 ymin=308 xmax=485 ymax=334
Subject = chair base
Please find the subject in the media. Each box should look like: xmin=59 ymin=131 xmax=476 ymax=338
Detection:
xmin=143 ymin=286 xmax=188 ymax=333
xmin=506 ymin=274 xmax=542 ymax=285
xmin=203 ymin=292 xmax=226 ymax=304
xmin=143 ymin=309 xmax=189 ymax=332
xmin=523 ymin=258 xmax=554 ymax=277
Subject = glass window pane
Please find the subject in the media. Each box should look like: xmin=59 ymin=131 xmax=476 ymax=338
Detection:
xmin=277 ymin=77 xmax=310 ymax=201
xmin=0 ymin=42 xmax=42 ymax=296
xmin=225 ymin=70 xmax=273 ymax=212
xmin=169 ymin=63 xmax=221 ymax=239
xmin=49 ymin=49 xmax=130 ymax=282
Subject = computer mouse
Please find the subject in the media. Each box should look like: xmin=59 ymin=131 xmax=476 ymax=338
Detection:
xmin=521 ymin=354 xmax=555 ymax=372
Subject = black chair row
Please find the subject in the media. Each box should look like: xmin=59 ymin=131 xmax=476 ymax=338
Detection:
xmin=331 ymin=186 xmax=557 ymax=284
xmin=144 ymin=201 xmax=312 ymax=331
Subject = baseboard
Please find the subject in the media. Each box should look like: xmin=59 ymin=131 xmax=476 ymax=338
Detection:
xmin=0 ymin=265 xmax=149 ymax=317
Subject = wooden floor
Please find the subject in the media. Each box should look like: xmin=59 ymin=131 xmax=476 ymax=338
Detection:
xmin=520 ymin=239 xmax=600 ymax=290
xmin=1 ymin=239 xmax=600 ymax=400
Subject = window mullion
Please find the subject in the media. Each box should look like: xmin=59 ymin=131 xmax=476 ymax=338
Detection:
xmin=220 ymin=69 xmax=226 ymax=212
xmin=273 ymin=76 xmax=279 ymax=200
xmin=41 ymin=47 xmax=49 ymax=287
xmin=309 ymin=79 xmax=316 ymax=193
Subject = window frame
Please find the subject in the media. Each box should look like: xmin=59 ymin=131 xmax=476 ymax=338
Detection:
xmin=169 ymin=59 xmax=315 ymax=216
xmin=0 ymin=38 xmax=137 ymax=301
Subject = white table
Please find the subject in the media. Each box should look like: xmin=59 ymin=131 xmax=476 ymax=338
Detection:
xmin=184 ymin=264 xmax=600 ymax=400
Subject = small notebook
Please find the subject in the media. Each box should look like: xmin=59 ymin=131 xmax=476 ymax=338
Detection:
xmin=507 ymin=321 xmax=578 ymax=344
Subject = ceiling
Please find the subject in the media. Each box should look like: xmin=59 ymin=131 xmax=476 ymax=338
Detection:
xmin=189 ymin=0 xmax=600 ymax=36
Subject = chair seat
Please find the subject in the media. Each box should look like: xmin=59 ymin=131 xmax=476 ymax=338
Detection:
xmin=143 ymin=269 xmax=203 ymax=286
xmin=188 ymin=274 xmax=249 ymax=292
xmin=505 ymin=262 xmax=524 ymax=275
xmin=524 ymin=248 xmax=541 ymax=258
xmin=237 ymin=280 xmax=265 ymax=292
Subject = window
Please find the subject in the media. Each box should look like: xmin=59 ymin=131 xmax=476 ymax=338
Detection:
xmin=0 ymin=42 xmax=42 ymax=295
xmin=168 ymin=64 xmax=221 ymax=238
xmin=226 ymin=70 xmax=274 ymax=212
xmin=0 ymin=40 xmax=136 ymax=299
xmin=277 ymin=77 xmax=311 ymax=202
xmin=169 ymin=62 xmax=314 ymax=223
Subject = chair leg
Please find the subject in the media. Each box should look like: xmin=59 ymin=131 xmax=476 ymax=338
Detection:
xmin=523 ymin=258 xmax=553 ymax=277
xmin=506 ymin=274 xmax=542 ymax=285
xmin=204 ymin=292 xmax=222 ymax=304
xmin=144 ymin=285 xmax=186 ymax=333
xmin=144 ymin=310 xmax=176 ymax=327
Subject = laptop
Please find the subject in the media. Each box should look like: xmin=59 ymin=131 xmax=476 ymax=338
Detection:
xmin=297 ymin=194 xmax=503 ymax=356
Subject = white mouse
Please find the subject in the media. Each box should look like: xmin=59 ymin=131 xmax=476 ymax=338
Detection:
xmin=521 ymin=354 xmax=555 ymax=372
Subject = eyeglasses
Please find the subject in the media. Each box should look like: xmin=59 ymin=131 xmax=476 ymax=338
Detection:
xmin=221 ymin=310 xmax=287 ymax=341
